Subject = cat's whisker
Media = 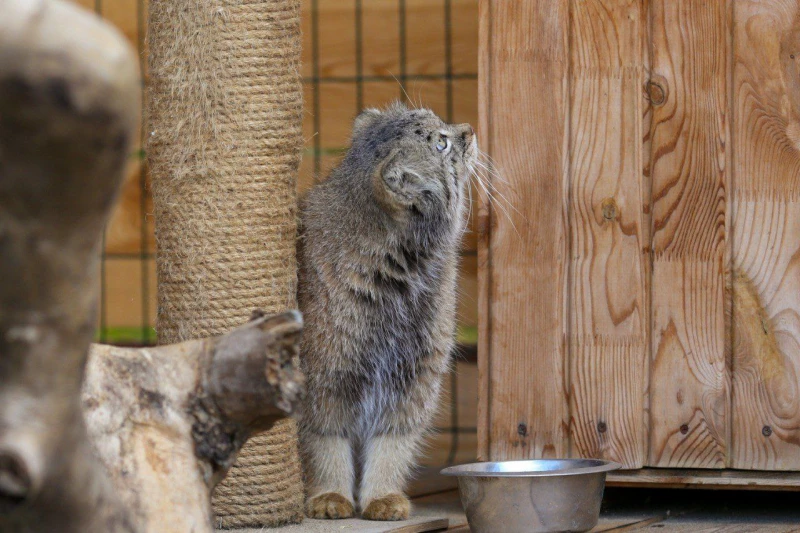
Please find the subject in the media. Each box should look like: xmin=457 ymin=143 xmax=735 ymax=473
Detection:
xmin=469 ymin=159 xmax=526 ymax=223
xmin=469 ymin=168 xmax=521 ymax=237
xmin=413 ymin=85 xmax=424 ymax=110
xmin=389 ymin=72 xmax=414 ymax=107
xmin=471 ymin=169 xmax=521 ymax=231
xmin=474 ymin=150 xmax=516 ymax=192
xmin=473 ymin=157 xmax=514 ymax=192
xmin=465 ymin=178 xmax=474 ymax=236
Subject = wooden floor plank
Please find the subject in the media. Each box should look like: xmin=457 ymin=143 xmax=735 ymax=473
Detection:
xmin=592 ymin=515 xmax=668 ymax=532
xmin=223 ymin=486 xmax=800 ymax=532
xmin=658 ymin=521 xmax=800 ymax=532
xmin=232 ymin=516 xmax=448 ymax=533
xmin=608 ymin=468 xmax=800 ymax=490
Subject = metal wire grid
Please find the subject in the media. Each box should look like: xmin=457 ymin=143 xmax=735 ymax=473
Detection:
xmin=307 ymin=0 xmax=478 ymax=467
xmin=94 ymin=0 xmax=478 ymax=467
xmin=95 ymin=0 xmax=152 ymax=347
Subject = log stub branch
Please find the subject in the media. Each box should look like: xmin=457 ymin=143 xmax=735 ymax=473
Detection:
xmin=83 ymin=310 xmax=305 ymax=532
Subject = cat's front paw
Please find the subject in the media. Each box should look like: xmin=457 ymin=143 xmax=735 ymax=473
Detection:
xmin=306 ymin=492 xmax=355 ymax=519
xmin=361 ymin=493 xmax=410 ymax=521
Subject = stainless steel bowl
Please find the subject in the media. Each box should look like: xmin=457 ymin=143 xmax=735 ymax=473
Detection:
xmin=441 ymin=459 xmax=621 ymax=533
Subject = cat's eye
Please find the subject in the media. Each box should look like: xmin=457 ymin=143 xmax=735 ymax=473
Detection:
xmin=435 ymin=136 xmax=450 ymax=152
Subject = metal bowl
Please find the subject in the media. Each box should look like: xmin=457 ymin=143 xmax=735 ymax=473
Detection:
xmin=441 ymin=459 xmax=621 ymax=533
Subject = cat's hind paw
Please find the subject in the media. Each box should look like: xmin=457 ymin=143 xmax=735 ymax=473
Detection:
xmin=306 ymin=492 xmax=355 ymax=519
xmin=361 ymin=493 xmax=411 ymax=521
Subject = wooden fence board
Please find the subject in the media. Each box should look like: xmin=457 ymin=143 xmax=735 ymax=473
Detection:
xmin=478 ymin=0 xmax=570 ymax=460
xmin=730 ymin=0 xmax=800 ymax=470
xmin=566 ymin=0 xmax=648 ymax=468
xmin=647 ymin=0 xmax=730 ymax=468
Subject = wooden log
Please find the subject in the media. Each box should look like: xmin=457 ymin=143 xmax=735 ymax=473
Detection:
xmin=83 ymin=311 xmax=304 ymax=533
xmin=478 ymin=0 xmax=570 ymax=460
xmin=730 ymin=0 xmax=800 ymax=470
xmin=567 ymin=0 xmax=648 ymax=469
xmin=647 ymin=0 xmax=730 ymax=468
xmin=0 ymin=0 xmax=139 ymax=530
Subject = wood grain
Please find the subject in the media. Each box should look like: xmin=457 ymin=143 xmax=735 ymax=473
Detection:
xmin=647 ymin=0 xmax=730 ymax=468
xmin=591 ymin=516 xmax=668 ymax=532
xmin=635 ymin=524 xmax=800 ymax=533
xmin=566 ymin=0 xmax=647 ymax=469
xmin=476 ymin=0 xmax=491 ymax=462
xmin=478 ymin=0 xmax=570 ymax=460
xmin=607 ymin=468 xmax=800 ymax=491
xmin=730 ymin=0 xmax=800 ymax=471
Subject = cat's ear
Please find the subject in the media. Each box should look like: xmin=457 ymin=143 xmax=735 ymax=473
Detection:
xmin=353 ymin=108 xmax=382 ymax=138
xmin=375 ymin=151 xmax=425 ymax=211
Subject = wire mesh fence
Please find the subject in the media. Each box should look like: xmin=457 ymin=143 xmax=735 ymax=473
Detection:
xmin=85 ymin=0 xmax=478 ymax=469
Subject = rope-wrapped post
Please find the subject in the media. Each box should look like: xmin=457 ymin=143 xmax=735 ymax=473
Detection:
xmin=146 ymin=0 xmax=304 ymax=527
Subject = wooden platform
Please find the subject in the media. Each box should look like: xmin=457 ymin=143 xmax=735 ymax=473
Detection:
xmin=223 ymin=486 xmax=800 ymax=532
xmin=609 ymin=469 xmax=800 ymax=491
xmin=225 ymin=491 xmax=467 ymax=533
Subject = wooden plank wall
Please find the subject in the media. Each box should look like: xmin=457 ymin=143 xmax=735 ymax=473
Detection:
xmin=480 ymin=0 xmax=800 ymax=472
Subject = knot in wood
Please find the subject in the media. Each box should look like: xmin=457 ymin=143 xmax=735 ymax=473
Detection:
xmin=597 ymin=421 xmax=608 ymax=434
xmin=517 ymin=423 xmax=528 ymax=437
xmin=645 ymin=80 xmax=666 ymax=105
xmin=601 ymin=198 xmax=618 ymax=221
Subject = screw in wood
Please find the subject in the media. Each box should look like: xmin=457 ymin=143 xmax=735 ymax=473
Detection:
xmin=762 ymin=425 xmax=773 ymax=437
xmin=680 ymin=424 xmax=689 ymax=435
xmin=597 ymin=421 xmax=608 ymax=434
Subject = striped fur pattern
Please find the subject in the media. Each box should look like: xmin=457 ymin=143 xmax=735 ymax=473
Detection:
xmin=297 ymin=103 xmax=475 ymax=520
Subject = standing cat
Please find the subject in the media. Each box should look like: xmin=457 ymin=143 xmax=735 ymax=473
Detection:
xmin=297 ymin=102 xmax=476 ymax=521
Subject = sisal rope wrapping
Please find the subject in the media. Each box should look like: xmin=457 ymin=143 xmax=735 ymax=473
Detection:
xmin=146 ymin=0 xmax=304 ymax=527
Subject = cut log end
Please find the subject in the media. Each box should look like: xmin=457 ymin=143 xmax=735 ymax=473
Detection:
xmin=209 ymin=310 xmax=305 ymax=430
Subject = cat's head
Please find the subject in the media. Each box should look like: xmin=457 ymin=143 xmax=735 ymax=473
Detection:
xmin=347 ymin=102 xmax=476 ymax=226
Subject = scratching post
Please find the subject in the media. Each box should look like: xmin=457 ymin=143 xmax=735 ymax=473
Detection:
xmin=146 ymin=0 xmax=304 ymax=527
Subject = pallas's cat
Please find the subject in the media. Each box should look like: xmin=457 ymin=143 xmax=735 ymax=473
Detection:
xmin=298 ymin=103 xmax=476 ymax=521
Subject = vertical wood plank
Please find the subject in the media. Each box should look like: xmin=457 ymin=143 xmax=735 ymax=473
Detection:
xmin=567 ymin=0 xmax=647 ymax=468
xmin=647 ymin=0 xmax=730 ymax=468
xmin=476 ymin=0 xmax=491 ymax=461
xmin=640 ymin=0 xmax=654 ymax=457
xmin=731 ymin=0 xmax=800 ymax=470
xmin=478 ymin=0 xmax=570 ymax=460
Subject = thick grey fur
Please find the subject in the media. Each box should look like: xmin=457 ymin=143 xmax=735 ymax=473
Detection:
xmin=297 ymin=102 xmax=476 ymax=520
